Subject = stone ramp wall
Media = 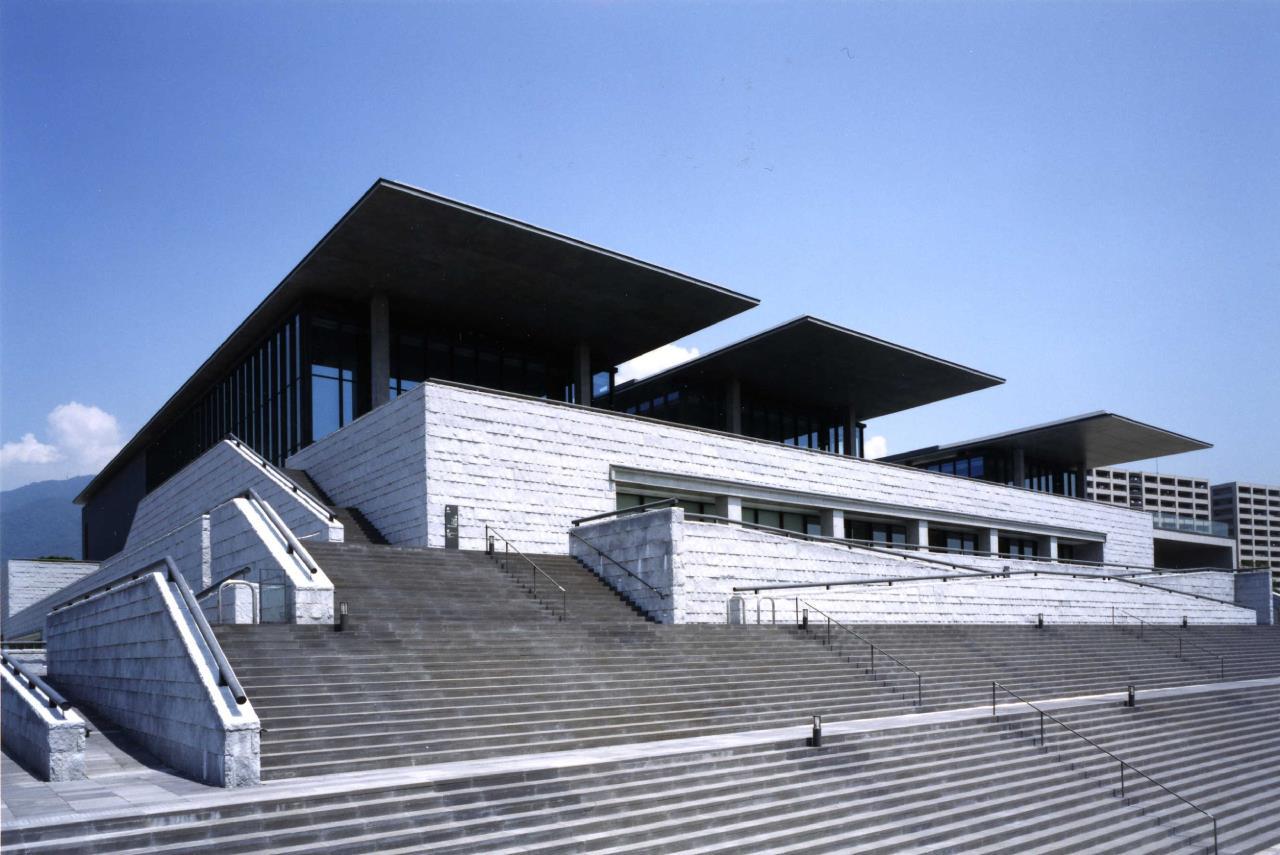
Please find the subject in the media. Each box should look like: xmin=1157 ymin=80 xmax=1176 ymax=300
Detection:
xmin=0 ymin=664 xmax=87 ymax=781
xmin=45 ymin=572 xmax=260 ymax=787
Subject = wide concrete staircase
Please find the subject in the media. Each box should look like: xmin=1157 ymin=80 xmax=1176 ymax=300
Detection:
xmin=796 ymin=622 xmax=1280 ymax=709
xmin=20 ymin=685 xmax=1280 ymax=854
xmin=215 ymin=541 xmax=916 ymax=779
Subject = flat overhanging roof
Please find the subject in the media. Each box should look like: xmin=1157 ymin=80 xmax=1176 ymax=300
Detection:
xmin=288 ymin=180 xmax=759 ymax=366
xmin=77 ymin=179 xmax=759 ymax=504
xmin=883 ymin=412 xmax=1212 ymax=470
xmin=613 ymin=316 xmax=1004 ymax=420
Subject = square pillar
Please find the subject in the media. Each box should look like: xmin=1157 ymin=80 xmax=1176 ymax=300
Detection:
xmin=715 ymin=495 xmax=742 ymax=522
xmin=370 ymin=293 xmax=391 ymax=409
xmin=725 ymin=378 xmax=742 ymax=434
xmin=1040 ymin=535 xmax=1059 ymax=561
xmin=573 ymin=343 xmax=592 ymax=406
xmin=908 ymin=520 xmax=929 ymax=549
xmin=842 ymin=406 xmax=860 ymax=457
xmin=979 ymin=528 xmax=1000 ymax=556
xmin=1012 ymin=447 xmax=1026 ymax=488
xmin=820 ymin=508 xmax=844 ymax=539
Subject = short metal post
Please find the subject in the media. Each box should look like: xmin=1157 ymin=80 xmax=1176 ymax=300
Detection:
xmin=1039 ymin=711 xmax=1044 ymax=746
xmin=336 ymin=600 xmax=348 ymax=632
xmin=1119 ymin=761 xmax=1125 ymax=797
xmin=801 ymin=608 xmax=809 ymax=629
xmin=869 ymin=643 xmax=875 ymax=675
xmin=808 ymin=714 xmax=822 ymax=747
xmin=992 ymin=681 xmax=996 ymax=716
xmin=1126 ymin=684 xmax=1136 ymax=707
xmin=826 ymin=617 xmax=831 ymax=645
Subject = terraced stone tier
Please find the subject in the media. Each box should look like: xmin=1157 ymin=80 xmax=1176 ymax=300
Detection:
xmin=17 ymin=687 xmax=1280 ymax=854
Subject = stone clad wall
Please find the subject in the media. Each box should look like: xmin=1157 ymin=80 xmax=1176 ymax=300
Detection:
xmin=3 ymin=561 xmax=99 ymax=623
xmin=0 ymin=665 xmax=87 ymax=781
xmin=574 ymin=510 xmax=1253 ymax=626
xmin=128 ymin=440 xmax=341 ymax=553
xmin=1233 ymin=570 xmax=1276 ymax=625
xmin=422 ymin=383 xmax=1154 ymax=565
xmin=568 ymin=509 xmax=681 ymax=622
xmin=3 ymin=518 xmax=209 ymax=641
xmin=1140 ymin=572 xmax=1236 ymax=602
xmin=287 ymin=384 xmax=428 ymax=546
xmin=45 ymin=573 xmax=260 ymax=787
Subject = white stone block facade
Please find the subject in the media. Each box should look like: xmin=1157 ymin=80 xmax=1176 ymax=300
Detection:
xmin=289 ymin=383 xmax=1156 ymax=572
xmin=0 ymin=665 xmax=87 ymax=781
xmin=573 ymin=509 xmax=1256 ymax=626
xmin=3 ymin=560 xmax=99 ymax=624
xmin=45 ymin=572 xmax=260 ymax=787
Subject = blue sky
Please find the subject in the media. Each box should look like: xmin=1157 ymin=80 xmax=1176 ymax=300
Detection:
xmin=2 ymin=1 xmax=1277 ymax=490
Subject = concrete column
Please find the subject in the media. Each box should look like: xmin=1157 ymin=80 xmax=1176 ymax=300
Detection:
xmin=573 ymin=343 xmax=592 ymax=406
xmin=821 ymin=508 xmax=845 ymax=539
xmin=979 ymin=528 xmax=1001 ymax=556
xmin=908 ymin=519 xmax=930 ymax=550
xmin=369 ymin=293 xmax=391 ymax=409
xmin=841 ymin=406 xmax=858 ymax=456
xmin=714 ymin=495 xmax=742 ymax=522
xmin=1040 ymin=535 xmax=1059 ymax=561
xmin=724 ymin=378 xmax=742 ymax=434
xmin=1075 ymin=466 xmax=1088 ymax=498
xmin=1012 ymin=447 xmax=1026 ymax=487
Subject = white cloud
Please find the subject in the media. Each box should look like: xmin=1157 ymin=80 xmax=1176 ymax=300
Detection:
xmin=864 ymin=435 xmax=888 ymax=460
xmin=0 ymin=433 xmax=62 ymax=466
xmin=47 ymin=402 xmax=123 ymax=470
xmin=615 ymin=344 xmax=701 ymax=385
xmin=0 ymin=402 xmax=124 ymax=489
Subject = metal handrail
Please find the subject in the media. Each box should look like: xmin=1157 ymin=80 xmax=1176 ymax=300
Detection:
xmin=568 ymin=530 xmax=668 ymax=599
xmin=50 ymin=557 xmax=248 ymax=705
xmin=992 ymin=681 xmax=1217 ymax=854
xmin=218 ymin=580 xmax=260 ymax=625
xmin=732 ymin=567 xmax=1240 ymax=608
xmin=226 ymin=434 xmax=335 ymax=523
xmin=195 ymin=566 xmax=252 ymax=601
xmin=1118 ymin=610 xmax=1225 ymax=680
xmin=798 ymin=599 xmax=922 ymax=706
xmin=246 ymin=488 xmax=320 ymax=575
xmin=1 ymin=650 xmax=72 ymax=712
xmin=485 ymin=525 xmax=568 ymax=621
xmin=572 ymin=499 xmax=679 ymax=527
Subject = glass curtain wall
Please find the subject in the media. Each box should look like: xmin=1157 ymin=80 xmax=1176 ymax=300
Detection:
xmin=147 ymin=312 xmax=305 ymax=490
xmin=387 ymin=323 xmax=573 ymax=402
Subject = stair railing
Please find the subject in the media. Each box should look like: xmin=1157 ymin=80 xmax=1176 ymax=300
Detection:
xmin=1117 ymin=610 xmax=1225 ymax=680
xmin=48 ymin=556 xmax=248 ymax=705
xmin=0 ymin=650 xmax=72 ymax=714
xmin=485 ymin=525 xmax=567 ymax=621
xmin=225 ymin=434 xmax=336 ymax=523
xmin=797 ymin=599 xmax=922 ymax=707
xmin=992 ymin=681 xmax=1217 ymax=854
xmin=568 ymin=530 xmax=668 ymax=600
xmin=571 ymin=498 xmax=679 ymax=527
xmin=245 ymin=488 xmax=321 ymax=576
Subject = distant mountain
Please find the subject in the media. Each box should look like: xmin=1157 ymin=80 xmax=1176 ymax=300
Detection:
xmin=0 ymin=475 xmax=91 ymax=567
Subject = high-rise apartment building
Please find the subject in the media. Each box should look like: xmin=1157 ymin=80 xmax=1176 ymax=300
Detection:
xmin=1212 ymin=482 xmax=1280 ymax=570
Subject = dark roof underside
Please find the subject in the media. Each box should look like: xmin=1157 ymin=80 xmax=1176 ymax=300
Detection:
xmin=614 ymin=316 xmax=1004 ymax=420
xmin=77 ymin=179 xmax=758 ymax=503
xmin=883 ymin=412 xmax=1212 ymax=470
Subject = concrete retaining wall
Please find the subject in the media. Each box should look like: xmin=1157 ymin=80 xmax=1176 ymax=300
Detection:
xmin=419 ymin=383 xmax=1153 ymax=565
xmin=1140 ymin=571 xmax=1236 ymax=603
xmin=287 ymin=384 xmax=428 ymax=547
xmin=3 ymin=561 xmax=99 ymax=624
xmin=128 ymin=439 xmax=341 ymax=553
xmin=573 ymin=509 xmax=1254 ymax=626
xmin=0 ymin=665 xmax=87 ymax=781
xmin=45 ymin=572 xmax=260 ymax=787
xmin=1234 ymin=570 xmax=1276 ymax=625
xmin=569 ymin=510 xmax=681 ymax=623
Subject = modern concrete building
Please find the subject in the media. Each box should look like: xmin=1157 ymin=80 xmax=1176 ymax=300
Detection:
xmin=1212 ymin=481 xmax=1280 ymax=570
xmin=5 ymin=178 xmax=1280 ymax=853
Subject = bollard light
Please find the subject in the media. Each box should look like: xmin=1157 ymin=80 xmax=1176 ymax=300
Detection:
xmin=1182 ymin=615 xmax=1188 ymax=628
xmin=1126 ymin=684 xmax=1136 ymax=708
xmin=801 ymin=609 xmax=809 ymax=630
xmin=808 ymin=714 xmax=823 ymax=747
xmin=1037 ymin=613 xmax=1044 ymax=629
xmin=336 ymin=600 xmax=348 ymax=633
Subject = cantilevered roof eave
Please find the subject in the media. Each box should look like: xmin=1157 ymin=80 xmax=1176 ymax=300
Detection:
xmin=77 ymin=179 xmax=759 ymax=504
xmin=883 ymin=412 xmax=1213 ymax=471
xmin=615 ymin=315 xmax=1005 ymax=420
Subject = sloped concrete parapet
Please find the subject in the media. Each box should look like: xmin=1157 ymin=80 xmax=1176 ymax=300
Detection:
xmin=45 ymin=572 xmax=260 ymax=787
xmin=0 ymin=663 xmax=87 ymax=782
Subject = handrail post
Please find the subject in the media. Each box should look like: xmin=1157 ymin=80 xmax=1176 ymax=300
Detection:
xmin=992 ymin=681 xmax=996 ymax=716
